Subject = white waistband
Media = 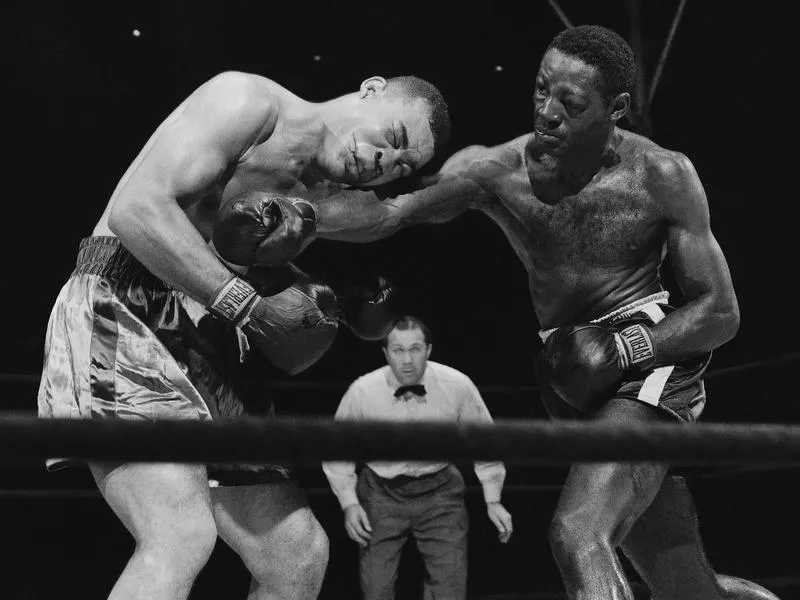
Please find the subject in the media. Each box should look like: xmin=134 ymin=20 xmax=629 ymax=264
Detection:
xmin=539 ymin=291 xmax=670 ymax=343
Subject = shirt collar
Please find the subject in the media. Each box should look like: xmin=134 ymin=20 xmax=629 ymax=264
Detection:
xmin=385 ymin=363 xmax=430 ymax=391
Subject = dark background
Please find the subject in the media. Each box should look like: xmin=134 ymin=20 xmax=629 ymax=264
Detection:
xmin=2 ymin=1 xmax=798 ymax=598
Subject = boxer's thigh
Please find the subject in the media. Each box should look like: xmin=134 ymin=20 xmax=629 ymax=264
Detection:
xmin=554 ymin=399 xmax=669 ymax=546
xmin=210 ymin=481 xmax=328 ymax=581
xmin=90 ymin=461 xmax=216 ymax=548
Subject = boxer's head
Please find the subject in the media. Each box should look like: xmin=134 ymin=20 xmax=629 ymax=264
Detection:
xmin=527 ymin=25 xmax=634 ymax=159
xmin=382 ymin=315 xmax=432 ymax=386
xmin=321 ymin=76 xmax=450 ymax=186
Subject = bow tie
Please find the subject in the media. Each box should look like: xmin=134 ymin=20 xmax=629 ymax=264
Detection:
xmin=394 ymin=384 xmax=426 ymax=399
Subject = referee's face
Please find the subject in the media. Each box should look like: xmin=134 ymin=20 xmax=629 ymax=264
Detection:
xmin=383 ymin=326 xmax=431 ymax=386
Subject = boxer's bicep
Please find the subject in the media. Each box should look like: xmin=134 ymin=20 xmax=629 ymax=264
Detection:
xmin=315 ymin=176 xmax=489 ymax=242
xmin=660 ymin=154 xmax=737 ymax=311
xmin=395 ymin=175 xmax=490 ymax=225
xmin=106 ymin=73 xmax=277 ymax=304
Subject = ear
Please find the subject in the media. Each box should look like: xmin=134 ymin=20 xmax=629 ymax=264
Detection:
xmin=359 ymin=76 xmax=388 ymax=99
xmin=382 ymin=346 xmax=390 ymax=361
xmin=425 ymin=344 xmax=432 ymax=359
xmin=608 ymin=92 xmax=630 ymax=122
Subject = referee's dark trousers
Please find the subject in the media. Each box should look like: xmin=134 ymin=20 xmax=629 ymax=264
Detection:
xmin=356 ymin=464 xmax=469 ymax=600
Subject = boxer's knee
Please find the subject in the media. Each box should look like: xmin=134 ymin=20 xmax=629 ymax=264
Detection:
xmin=250 ymin=509 xmax=329 ymax=592
xmin=549 ymin=510 xmax=609 ymax=565
xmin=286 ymin=514 xmax=329 ymax=585
xmin=135 ymin=515 xmax=217 ymax=585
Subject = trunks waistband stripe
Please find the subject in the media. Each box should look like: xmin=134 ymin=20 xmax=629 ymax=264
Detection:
xmin=539 ymin=291 xmax=670 ymax=343
xmin=72 ymin=236 xmax=170 ymax=291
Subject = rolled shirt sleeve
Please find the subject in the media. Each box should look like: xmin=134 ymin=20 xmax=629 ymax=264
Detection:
xmin=458 ymin=378 xmax=507 ymax=503
xmin=321 ymin=382 xmax=365 ymax=509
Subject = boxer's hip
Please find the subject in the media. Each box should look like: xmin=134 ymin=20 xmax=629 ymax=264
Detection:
xmin=38 ymin=237 xmax=290 ymax=481
xmin=536 ymin=292 xmax=711 ymax=422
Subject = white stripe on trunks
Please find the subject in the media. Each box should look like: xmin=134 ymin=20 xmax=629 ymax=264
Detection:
xmin=637 ymin=365 xmax=675 ymax=406
xmin=538 ymin=291 xmax=670 ymax=343
xmin=538 ymin=294 xmax=684 ymax=408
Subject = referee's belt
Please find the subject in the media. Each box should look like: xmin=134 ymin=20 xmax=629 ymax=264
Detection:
xmin=367 ymin=465 xmax=451 ymax=488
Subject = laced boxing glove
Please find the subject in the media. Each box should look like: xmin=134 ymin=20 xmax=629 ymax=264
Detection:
xmin=542 ymin=317 xmax=656 ymax=411
xmin=245 ymin=266 xmax=396 ymax=341
xmin=333 ymin=275 xmax=396 ymax=340
xmin=207 ymin=275 xmax=339 ymax=376
xmin=213 ymin=190 xmax=317 ymax=267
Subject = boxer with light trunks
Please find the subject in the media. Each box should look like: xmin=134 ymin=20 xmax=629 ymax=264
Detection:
xmin=38 ymin=71 xmax=450 ymax=600
xmin=310 ymin=25 xmax=780 ymax=600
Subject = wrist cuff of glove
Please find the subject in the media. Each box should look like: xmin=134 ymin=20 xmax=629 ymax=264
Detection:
xmin=291 ymin=199 xmax=317 ymax=235
xmin=207 ymin=276 xmax=258 ymax=325
xmin=615 ymin=323 xmax=656 ymax=372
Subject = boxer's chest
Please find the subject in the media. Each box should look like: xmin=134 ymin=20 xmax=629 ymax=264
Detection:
xmin=223 ymin=139 xmax=310 ymax=198
xmin=497 ymin=163 xmax=664 ymax=267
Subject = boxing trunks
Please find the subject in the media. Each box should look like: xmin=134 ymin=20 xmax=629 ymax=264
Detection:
xmin=38 ymin=236 xmax=291 ymax=484
xmin=537 ymin=292 xmax=711 ymax=422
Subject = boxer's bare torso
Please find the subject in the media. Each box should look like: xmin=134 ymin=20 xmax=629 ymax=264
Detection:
xmin=93 ymin=75 xmax=350 ymax=242
xmin=456 ymin=129 xmax=676 ymax=329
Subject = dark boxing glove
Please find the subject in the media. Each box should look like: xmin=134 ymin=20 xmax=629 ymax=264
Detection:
xmin=543 ymin=318 xmax=656 ymax=411
xmin=244 ymin=266 xmax=397 ymax=341
xmin=335 ymin=275 xmax=396 ymax=340
xmin=207 ymin=275 xmax=339 ymax=375
xmin=213 ymin=190 xmax=317 ymax=267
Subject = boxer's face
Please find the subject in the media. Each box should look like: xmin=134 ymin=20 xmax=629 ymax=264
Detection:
xmin=529 ymin=49 xmax=625 ymax=157
xmin=383 ymin=327 xmax=431 ymax=386
xmin=327 ymin=95 xmax=435 ymax=186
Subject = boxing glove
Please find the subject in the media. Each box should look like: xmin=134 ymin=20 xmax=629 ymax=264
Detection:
xmin=207 ymin=275 xmax=339 ymax=375
xmin=213 ymin=190 xmax=317 ymax=267
xmin=542 ymin=318 xmax=656 ymax=411
xmin=239 ymin=263 xmax=309 ymax=298
xmin=335 ymin=275 xmax=396 ymax=340
xmin=245 ymin=266 xmax=396 ymax=341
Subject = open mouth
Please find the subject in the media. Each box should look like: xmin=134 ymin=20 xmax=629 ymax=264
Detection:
xmin=535 ymin=129 xmax=560 ymax=143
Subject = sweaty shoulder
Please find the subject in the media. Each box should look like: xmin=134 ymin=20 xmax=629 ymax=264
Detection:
xmin=193 ymin=71 xmax=280 ymax=155
xmin=442 ymin=135 xmax=527 ymax=185
xmin=633 ymin=133 xmax=704 ymax=217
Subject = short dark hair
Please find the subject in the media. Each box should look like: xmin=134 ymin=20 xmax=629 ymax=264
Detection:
xmin=382 ymin=315 xmax=433 ymax=347
xmin=546 ymin=25 xmax=635 ymax=99
xmin=387 ymin=76 xmax=451 ymax=154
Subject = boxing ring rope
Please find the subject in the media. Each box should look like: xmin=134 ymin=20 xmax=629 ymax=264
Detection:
xmin=1 ymin=351 xmax=798 ymax=392
xmin=2 ymin=415 xmax=800 ymax=466
xmin=544 ymin=0 xmax=573 ymax=29
xmin=647 ymin=0 xmax=689 ymax=109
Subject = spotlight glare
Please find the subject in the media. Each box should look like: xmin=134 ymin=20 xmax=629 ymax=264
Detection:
xmin=132 ymin=29 xmax=141 ymax=38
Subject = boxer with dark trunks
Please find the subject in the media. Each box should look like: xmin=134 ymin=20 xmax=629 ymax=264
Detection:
xmin=310 ymin=25 xmax=779 ymax=600
xmin=38 ymin=71 xmax=450 ymax=600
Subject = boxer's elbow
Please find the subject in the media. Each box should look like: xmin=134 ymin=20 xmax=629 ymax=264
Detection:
xmin=709 ymin=294 xmax=740 ymax=345
xmin=357 ymin=214 xmax=403 ymax=242
xmin=721 ymin=303 xmax=740 ymax=342
xmin=108 ymin=193 xmax=162 ymax=243
xmin=352 ymin=205 xmax=405 ymax=241
xmin=108 ymin=196 xmax=135 ymax=238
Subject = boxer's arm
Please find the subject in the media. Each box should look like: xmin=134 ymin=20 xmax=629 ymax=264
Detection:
xmin=648 ymin=151 xmax=740 ymax=365
xmin=107 ymin=72 xmax=277 ymax=304
xmin=314 ymin=145 xmax=496 ymax=242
